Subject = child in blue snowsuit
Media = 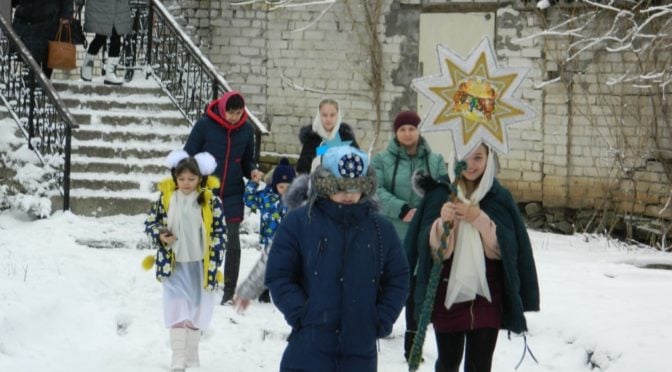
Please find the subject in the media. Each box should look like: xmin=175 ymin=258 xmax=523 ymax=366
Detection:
xmin=233 ymin=157 xmax=296 ymax=310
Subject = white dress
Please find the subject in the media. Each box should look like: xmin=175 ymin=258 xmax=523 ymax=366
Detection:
xmin=162 ymin=191 xmax=215 ymax=329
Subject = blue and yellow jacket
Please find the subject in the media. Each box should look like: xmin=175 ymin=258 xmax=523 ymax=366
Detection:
xmin=243 ymin=180 xmax=287 ymax=248
xmin=143 ymin=176 xmax=226 ymax=290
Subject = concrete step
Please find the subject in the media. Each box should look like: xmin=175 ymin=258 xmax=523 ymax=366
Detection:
xmin=53 ymin=192 xmax=156 ymax=216
xmin=72 ymin=140 xmax=181 ymax=159
xmin=71 ymin=156 xmax=166 ymax=174
xmin=53 ymin=81 xmax=164 ymax=96
xmin=72 ymin=125 xmax=188 ymax=143
xmin=70 ymin=172 xmax=164 ymax=192
xmin=71 ymin=111 xmax=188 ymax=127
xmin=61 ymin=97 xmax=177 ymax=112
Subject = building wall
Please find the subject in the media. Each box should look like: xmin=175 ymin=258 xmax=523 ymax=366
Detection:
xmin=155 ymin=0 xmax=672 ymax=219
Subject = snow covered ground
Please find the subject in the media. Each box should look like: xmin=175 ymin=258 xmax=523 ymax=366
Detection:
xmin=0 ymin=209 xmax=671 ymax=372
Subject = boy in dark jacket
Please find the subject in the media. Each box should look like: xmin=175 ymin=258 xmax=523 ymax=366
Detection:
xmin=266 ymin=146 xmax=409 ymax=372
xmin=184 ymin=91 xmax=263 ymax=304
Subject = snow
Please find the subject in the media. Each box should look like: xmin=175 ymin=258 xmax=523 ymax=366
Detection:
xmin=0 ymin=209 xmax=670 ymax=372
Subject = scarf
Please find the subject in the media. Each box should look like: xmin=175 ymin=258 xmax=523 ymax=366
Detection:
xmin=444 ymin=150 xmax=495 ymax=310
xmin=166 ymin=190 xmax=206 ymax=263
xmin=311 ymin=104 xmax=343 ymax=141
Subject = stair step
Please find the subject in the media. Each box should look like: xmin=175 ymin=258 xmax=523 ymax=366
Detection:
xmin=73 ymin=125 xmax=188 ymax=142
xmin=71 ymin=111 xmax=188 ymax=127
xmin=73 ymin=140 xmax=181 ymax=159
xmin=52 ymin=81 xmax=164 ymax=96
xmin=57 ymin=192 xmax=156 ymax=216
xmin=70 ymin=172 xmax=165 ymax=192
xmin=61 ymin=97 xmax=176 ymax=112
xmin=71 ymin=156 xmax=167 ymax=174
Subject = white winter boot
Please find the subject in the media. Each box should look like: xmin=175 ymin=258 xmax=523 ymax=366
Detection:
xmin=169 ymin=328 xmax=188 ymax=372
xmin=185 ymin=328 xmax=201 ymax=368
xmin=80 ymin=53 xmax=95 ymax=81
xmin=103 ymin=56 xmax=124 ymax=85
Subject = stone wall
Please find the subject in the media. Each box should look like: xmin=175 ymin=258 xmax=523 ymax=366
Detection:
xmin=123 ymin=0 xmax=672 ymax=220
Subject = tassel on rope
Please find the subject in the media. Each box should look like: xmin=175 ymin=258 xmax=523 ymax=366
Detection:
xmin=515 ymin=333 xmax=539 ymax=370
xmin=408 ymin=161 xmax=466 ymax=371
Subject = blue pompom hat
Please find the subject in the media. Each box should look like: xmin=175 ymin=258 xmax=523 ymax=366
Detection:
xmin=311 ymin=146 xmax=376 ymax=198
xmin=321 ymin=146 xmax=369 ymax=179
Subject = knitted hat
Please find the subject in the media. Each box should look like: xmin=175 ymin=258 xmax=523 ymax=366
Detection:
xmin=271 ymin=157 xmax=296 ymax=193
xmin=393 ymin=111 xmax=421 ymax=132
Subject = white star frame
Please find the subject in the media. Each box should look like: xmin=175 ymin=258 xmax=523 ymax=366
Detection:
xmin=412 ymin=37 xmax=537 ymax=159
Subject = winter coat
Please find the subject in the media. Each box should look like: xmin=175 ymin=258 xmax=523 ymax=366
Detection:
xmin=11 ymin=0 xmax=73 ymax=67
xmin=265 ymin=198 xmax=409 ymax=372
xmin=405 ymin=178 xmax=540 ymax=334
xmin=371 ymin=136 xmax=448 ymax=242
xmin=243 ymin=180 xmax=287 ymax=248
xmin=74 ymin=0 xmax=131 ymax=36
xmin=144 ymin=176 xmax=226 ymax=291
xmin=236 ymin=180 xmax=288 ymax=300
xmin=296 ymin=123 xmax=359 ymax=174
xmin=184 ymin=92 xmax=258 ymax=224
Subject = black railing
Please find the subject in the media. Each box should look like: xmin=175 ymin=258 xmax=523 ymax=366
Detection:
xmin=124 ymin=0 xmax=268 ymax=139
xmin=0 ymin=14 xmax=78 ymax=211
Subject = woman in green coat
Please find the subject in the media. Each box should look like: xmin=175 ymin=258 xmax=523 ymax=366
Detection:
xmin=371 ymin=110 xmax=448 ymax=361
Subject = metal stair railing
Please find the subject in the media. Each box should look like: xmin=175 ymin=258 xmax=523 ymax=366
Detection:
xmin=0 ymin=13 xmax=79 ymax=211
xmin=122 ymin=0 xmax=268 ymax=149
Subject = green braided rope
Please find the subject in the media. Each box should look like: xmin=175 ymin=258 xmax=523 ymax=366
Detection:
xmin=408 ymin=161 xmax=466 ymax=371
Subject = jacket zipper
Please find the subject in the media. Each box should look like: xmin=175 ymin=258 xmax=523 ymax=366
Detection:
xmin=219 ymin=129 xmax=232 ymax=198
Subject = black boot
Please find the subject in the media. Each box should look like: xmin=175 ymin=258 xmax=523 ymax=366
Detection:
xmin=221 ymin=223 xmax=241 ymax=305
xmin=258 ymin=289 xmax=271 ymax=303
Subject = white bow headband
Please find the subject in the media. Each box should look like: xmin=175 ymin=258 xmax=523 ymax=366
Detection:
xmin=165 ymin=149 xmax=217 ymax=176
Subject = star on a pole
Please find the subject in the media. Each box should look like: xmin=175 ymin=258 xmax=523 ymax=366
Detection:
xmin=412 ymin=37 xmax=536 ymax=159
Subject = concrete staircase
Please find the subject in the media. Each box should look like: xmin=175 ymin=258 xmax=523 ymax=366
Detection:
xmin=53 ymin=81 xmax=191 ymax=216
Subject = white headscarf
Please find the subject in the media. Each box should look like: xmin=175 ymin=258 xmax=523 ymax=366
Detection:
xmin=311 ymin=99 xmax=343 ymax=141
xmin=444 ymin=146 xmax=496 ymax=310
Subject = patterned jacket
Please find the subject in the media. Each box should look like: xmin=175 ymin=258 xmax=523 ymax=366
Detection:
xmin=243 ymin=180 xmax=287 ymax=248
xmin=144 ymin=176 xmax=226 ymax=291
xmin=236 ymin=180 xmax=288 ymax=300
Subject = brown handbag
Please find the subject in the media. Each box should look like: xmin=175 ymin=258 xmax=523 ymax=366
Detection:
xmin=47 ymin=23 xmax=77 ymax=70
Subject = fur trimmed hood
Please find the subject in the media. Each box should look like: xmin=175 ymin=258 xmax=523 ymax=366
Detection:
xmin=411 ymin=170 xmax=446 ymax=198
xmin=282 ymin=174 xmax=311 ymax=211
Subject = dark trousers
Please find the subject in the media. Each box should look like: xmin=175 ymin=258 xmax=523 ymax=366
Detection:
xmin=434 ymin=328 xmax=499 ymax=372
xmin=222 ymin=222 xmax=241 ymax=301
xmin=87 ymin=27 xmax=121 ymax=57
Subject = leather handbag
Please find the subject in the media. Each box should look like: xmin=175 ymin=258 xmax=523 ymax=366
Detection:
xmin=47 ymin=23 xmax=77 ymax=70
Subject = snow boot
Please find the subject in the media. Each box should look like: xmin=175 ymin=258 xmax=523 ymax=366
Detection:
xmin=103 ymin=57 xmax=124 ymax=85
xmin=185 ymin=328 xmax=201 ymax=368
xmin=169 ymin=328 xmax=187 ymax=371
xmin=80 ymin=53 xmax=95 ymax=81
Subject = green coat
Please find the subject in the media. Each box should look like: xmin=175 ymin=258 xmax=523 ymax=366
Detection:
xmin=371 ymin=137 xmax=448 ymax=242
xmin=405 ymin=179 xmax=540 ymax=334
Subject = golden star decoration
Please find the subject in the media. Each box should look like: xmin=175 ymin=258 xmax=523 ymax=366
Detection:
xmin=412 ymin=38 xmax=536 ymax=159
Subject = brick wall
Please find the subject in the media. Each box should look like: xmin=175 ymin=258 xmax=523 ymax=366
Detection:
xmin=124 ymin=0 xmax=672 ymax=219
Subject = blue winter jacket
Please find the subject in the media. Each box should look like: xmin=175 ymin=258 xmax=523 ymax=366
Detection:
xmin=184 ymin=92 xmax=257 ymax=223
xmin=265 ymin=198 xmax=410 ymax=372
xmin=243 ymin=180 xmax=287 ymax=248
